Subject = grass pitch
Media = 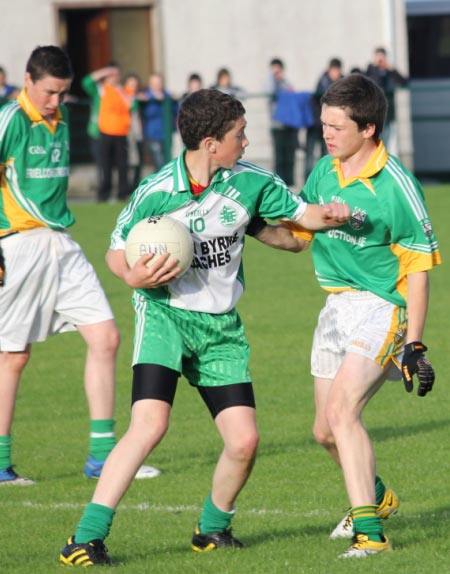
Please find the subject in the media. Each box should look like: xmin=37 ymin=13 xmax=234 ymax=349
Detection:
xmin=1 ymin=185 xmax=449 ymax=574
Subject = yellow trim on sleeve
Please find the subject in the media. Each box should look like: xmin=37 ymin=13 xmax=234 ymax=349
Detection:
xmin=391 ymin=243 xmax=442 ymax=300
xmin=280 ymin=219 xmax=314 ymax=241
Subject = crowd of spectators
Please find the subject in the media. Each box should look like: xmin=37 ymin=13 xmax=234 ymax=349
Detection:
xmin=0 ymin=47 xmax=408 ymax=198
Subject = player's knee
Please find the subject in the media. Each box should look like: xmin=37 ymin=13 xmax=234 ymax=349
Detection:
xmin=105 ymin=323 xmax=120 ymax=354
xmin=96 ymin=322 xmax=121 ymax=355
xmin=0 ymin=349 xmax=31 ymax=374
xmin=129 ymin=405 xmax=170 ymax=449
xmin=128 ymin=419 xmax=168 ymax=455
xmin=325 ymin=400 xmax=352 ymax=433
xmin=82 ymin=320 xmax=121 ymax=356
xmin=148 ymin=418 xmax=169 ymax=445
xmin=313 ymin=430 xmax=336 ymax=450
xmin=227 ymin=429 xmax=259 ymax=462
xmin=244 ymin=429 xmax=260 ymax=457
xmin=313 ymin=422 xmax=335 ymax=449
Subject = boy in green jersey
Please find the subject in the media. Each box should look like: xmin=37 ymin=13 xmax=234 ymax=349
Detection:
xmin=60 ymin=88 xmax=350 ymax=566
xmin=286 ymin=73 xmax=441 ymax=558
xmin=0 ymin=46 xmax=158 ymax=485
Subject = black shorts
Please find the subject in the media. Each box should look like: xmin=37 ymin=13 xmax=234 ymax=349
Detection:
xmin=132 ymin=363 xmax=256 ymax=418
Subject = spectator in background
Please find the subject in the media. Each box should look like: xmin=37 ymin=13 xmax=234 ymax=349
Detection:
xmin=140 ymin=73 xmax=178 ymax=172
xmin=181 ymin=72 xmax=203 ymax=100
xmin=304 ymin=58 xmax=343 ymax=180
xmin=96 ymin=64 xmax=132 ymax=202
xmin=265 ymin=58 xmax=298 ymax=187
xmin=210 ymin=67 xmax=245 ymax=99
xmin=365 ymin=47 xmax=408 ymax=149
xmin=124 ymin=73 xmax=144 ymax=190
xmin=81 ymin=66 xmax=118 ymax=195
xmin=0 ymin=66 xmax=18 ymax=107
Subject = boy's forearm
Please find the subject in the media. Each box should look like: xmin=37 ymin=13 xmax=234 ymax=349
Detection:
xmin=298 ymin=202 xmax=350 ymax=230
xmin=255 ymin=224 xmax=310 ymax=252
xmin=405 ymin=271 xmax=429 ymax=342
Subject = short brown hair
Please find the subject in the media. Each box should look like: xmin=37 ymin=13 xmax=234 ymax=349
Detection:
xmin=26 ymin=46 xmax=73 ymax=82
xmin=321 ymin=73 xmax=387 ymax=139
xmin=178 ymin=89 xmax=245 ymax=150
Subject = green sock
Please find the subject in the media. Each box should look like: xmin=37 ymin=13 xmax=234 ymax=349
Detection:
xmin=199 ymin=494 xmax=235 ymax=534
xmin=89 ymin=419 xmax=116 ymax=461
xmin=352 ymin=505 xmax=383 ymax=542
xmin=0 ymin=435 xmax=12 ymax=470
xmin=375 ymin=475 xmax=386 ymax=506
xmin=75 ymin=503 xmax=115 ymax=543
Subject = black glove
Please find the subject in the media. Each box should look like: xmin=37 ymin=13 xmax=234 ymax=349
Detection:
xmin=401 ymin=341 xmax=435 ymax=397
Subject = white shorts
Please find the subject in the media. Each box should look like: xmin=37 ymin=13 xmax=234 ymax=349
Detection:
xmin=0 ymin=228 xmax=114 ymax=351
xmin=311 ymin=291 xmax=407 ymax=380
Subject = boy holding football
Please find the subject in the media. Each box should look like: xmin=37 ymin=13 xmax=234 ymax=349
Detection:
xmin=60 ymin=88 xmax=349 ymax=566
xmin=286 ymin=73 xmax=441 ymax=557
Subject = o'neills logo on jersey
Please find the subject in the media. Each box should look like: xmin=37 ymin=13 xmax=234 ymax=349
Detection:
xmin=191 ymin=233 xmax=239 ymax=269
xmin=29 ymin=146 xmax=46 ymax=155
xmin=349 ymin=206 xmax=367 ymax=230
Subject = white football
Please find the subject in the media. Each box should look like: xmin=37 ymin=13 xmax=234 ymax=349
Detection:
xmin=125 ymin=215 xmax=194 ymax=277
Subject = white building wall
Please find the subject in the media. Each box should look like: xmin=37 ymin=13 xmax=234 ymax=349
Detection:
xmin=158 ymin=0 xmax=407 ymax=92
xmin=0 ymin=0 xmax=57 ymax=86
xmin=1 ymin=0 xmax=409 ymax=98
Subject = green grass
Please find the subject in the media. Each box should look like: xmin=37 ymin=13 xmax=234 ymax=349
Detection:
xmin=2 ymin=185 xmax=450 ymax=574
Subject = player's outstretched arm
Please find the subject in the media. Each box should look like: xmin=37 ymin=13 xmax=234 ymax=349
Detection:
xmin=106 ymin=248 xmax=181 ymax=289
xmin=253 ymin=224 xmax=310 ymax=253
xmin=298 ymin=202 xmax=350 ymax=230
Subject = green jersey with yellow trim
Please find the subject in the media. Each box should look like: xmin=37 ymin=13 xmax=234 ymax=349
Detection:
xmin=0 ymin=89 xmax=74 ymax=237
xmin=301 ymin=142 xmax=441 ymax=306
xmin=111 ymin=151 xmax=306 ymax=314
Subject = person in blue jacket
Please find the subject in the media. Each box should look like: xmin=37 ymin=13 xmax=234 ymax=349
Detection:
xmin=140 ymin=72 xmax=178 ymax=171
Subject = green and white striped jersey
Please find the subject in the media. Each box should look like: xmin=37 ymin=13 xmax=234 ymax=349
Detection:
xmin=111 ymin=152 xmax=306 ymax=313
xmin=0 ymin=89 xmax=74 ymax=237
xmin=301 ymin=141 xmax=441 ymax=306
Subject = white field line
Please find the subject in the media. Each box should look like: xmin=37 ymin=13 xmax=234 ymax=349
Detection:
xmin=0 ymin=500 xmax=433 ymax=521
xmin=0 ymin=500 xmax=333 ymax=518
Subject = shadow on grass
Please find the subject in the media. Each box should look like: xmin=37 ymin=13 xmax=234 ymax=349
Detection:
xmin=370 ymin=417 xmax=450 ymax=442
xmin=384 ymin=504 xmax=450 ymax=550
xmin=256 ymin=417 xmax=450 ymax=459
xmin=111 ymin=522 xmax=332 ymax=563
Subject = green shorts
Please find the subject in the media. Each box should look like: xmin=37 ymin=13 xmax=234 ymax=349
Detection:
xmin=132 ymin=293 xmax=252 ymax=387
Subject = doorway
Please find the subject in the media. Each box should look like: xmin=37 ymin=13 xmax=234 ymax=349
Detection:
xmin=58 ymin=5 xmax=154 ymax=162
